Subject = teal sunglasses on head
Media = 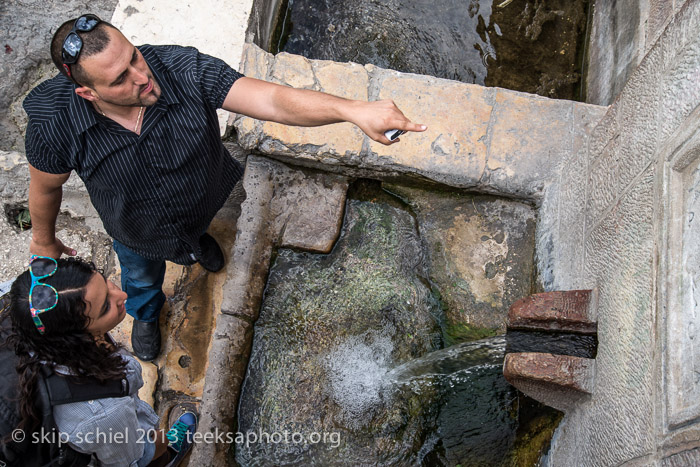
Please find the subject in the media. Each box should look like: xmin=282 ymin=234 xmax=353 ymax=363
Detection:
xmin=28 ymin=255 xmax=59 ymax=335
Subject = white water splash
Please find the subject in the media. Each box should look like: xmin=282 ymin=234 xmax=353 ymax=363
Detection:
xmin=324 ymin=330 xmax=394 ymax=429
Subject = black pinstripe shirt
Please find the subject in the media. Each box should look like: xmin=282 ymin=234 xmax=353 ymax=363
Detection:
xmin=23 ymin=45 xmax=244 ymax=264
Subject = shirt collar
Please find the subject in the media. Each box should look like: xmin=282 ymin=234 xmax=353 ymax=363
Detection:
xmin=69 ymin=85 xmax=98 ymax=134
xmin=67 ymin=45 xmax=180 ymax=135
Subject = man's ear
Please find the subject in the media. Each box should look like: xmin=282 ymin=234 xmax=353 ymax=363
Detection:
xmin=75 ymin=86 xmax=98 ymax=102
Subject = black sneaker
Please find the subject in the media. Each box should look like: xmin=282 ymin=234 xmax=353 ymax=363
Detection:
xmin=131 ymin=320 xmax=161 ymax=361
xmin=197 ymin=233 xmax=224 ymax=273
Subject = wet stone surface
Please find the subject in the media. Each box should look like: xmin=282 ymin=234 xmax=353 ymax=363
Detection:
xmin=237 ymin=180 xmax=555 ymax=465
xmin=385 ymin=184 xmax=538 ymax=344
xmin=236 ymin=181 xmax=443 ymax=465
xmin=276 ymin=0 xmax=588 ymax=99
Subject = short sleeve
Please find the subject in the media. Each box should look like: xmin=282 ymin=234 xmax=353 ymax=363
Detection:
xmin=193 ymin=51 xmax=244 ymax=109
xmin=55 ymin=396 xmax=152 ymax=467
xmin=24 ymin=122 xmax=73 ymax=174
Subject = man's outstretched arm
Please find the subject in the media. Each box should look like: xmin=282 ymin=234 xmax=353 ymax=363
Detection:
xmin=222 ymin=77 xmax=427 ymax=144
xmin=28 ymin=165 xmax=76 ymax=259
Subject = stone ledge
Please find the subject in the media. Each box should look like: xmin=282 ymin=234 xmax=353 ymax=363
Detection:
xmin=234 ymin=43 xmax=607 ymax=200
xmin=193 ymin=156 xmax=348 ymax=465
xmin=503 ymin=352 xmax=595 ymax=412
xmin=507 ymin=289 xmax=597 ymax=334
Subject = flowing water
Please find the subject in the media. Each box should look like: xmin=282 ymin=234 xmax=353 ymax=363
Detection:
xmin=236 ymin=182 xmax=561 ymax=466
xmin=274 ymin=0 xmax=589 ymax=99
xmin=326 ymin=335 xmax=524 ymax=465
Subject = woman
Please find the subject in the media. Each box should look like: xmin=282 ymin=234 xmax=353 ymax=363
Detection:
xmin=6 ymin=256 xmax=195 ymax=466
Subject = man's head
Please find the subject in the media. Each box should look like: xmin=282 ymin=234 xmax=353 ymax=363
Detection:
xmin=50 ymin=15 xmax=161 ymax=108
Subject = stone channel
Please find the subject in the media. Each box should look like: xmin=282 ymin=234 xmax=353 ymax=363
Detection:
xmin=3 ymin=0 xmax=700 ymax=466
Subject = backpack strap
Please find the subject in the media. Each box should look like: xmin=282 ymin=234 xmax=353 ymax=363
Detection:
xmin=34 ymin=367 xmax=130 ymax=467
xmin=40 ymin=367 xmax=129 ymax=406
xmin=34 ymin=373 xmax=92 ymax=467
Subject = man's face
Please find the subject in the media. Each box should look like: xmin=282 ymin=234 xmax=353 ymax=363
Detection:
xmin=78 ymin=27 xmax=161 ymax=107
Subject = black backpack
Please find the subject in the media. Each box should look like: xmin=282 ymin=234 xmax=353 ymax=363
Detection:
xmin=0 ymin=300 xmax=129 ymax=467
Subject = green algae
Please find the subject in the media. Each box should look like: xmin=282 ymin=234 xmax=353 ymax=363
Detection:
xmin=444 ymin=321 xmax=500 ymax=346
xmin=236 ymin=181 xmax=442 ymax=465
xmin=505 ymin=398 xmax=563 ymax=467
xmin=237 ymin=180 xmax=557 ymax=466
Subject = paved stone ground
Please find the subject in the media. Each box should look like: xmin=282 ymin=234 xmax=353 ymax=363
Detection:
xmin=0 ymin=0 xmax=253 ymax=436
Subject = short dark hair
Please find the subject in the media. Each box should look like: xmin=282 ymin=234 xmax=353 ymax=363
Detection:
xmin=50 ymin=16 xmax=117 ymax=87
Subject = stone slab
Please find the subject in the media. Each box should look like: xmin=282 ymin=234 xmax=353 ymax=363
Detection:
xmin=664 ymin=120 xmax=700 ymax=429
xmin=486 ymin=90 xmax=573 ymax=197
xmin=549 ymin=169 xmax=656 ymax=466
xmin=235 ymin=44 xmax=606 ymax=200
xmin=507 ymin=290 xmax=597 ymax=334
xmin=197 ymin=155 xmax=348 ymax=464
xmin=662 ymin=448 xmax=700 ymax=467
xmin=367 ymin=71 xmax=491 ymax=188
xmin=647 ymin=0 xmax=675 ymax=54
xmin=553 ymin=147 xmax=589 ymax=289
xmin=260 ymin=57 xmax=368 ymax=157
xmin=278 ymin=174 xmax=348 ymax=253
xmin=503 ymin=352 xmax=594 ymax=412
xmin=534 ymin=179 xmax=561 ymax=291
xmin=189 ymin=313 xmax=254 ymax=465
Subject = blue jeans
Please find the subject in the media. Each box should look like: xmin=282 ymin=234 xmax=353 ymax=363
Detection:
xmin=113 ymin=240 xmax=166 ymax=323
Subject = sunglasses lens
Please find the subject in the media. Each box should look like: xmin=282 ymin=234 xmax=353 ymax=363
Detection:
xmin=75 ymin=16 xmax=99 ymax=31
xmin=31 ymin=283 xmax=57 ymax=311
xmin=63 ymin=33 xmax=82 ymax=61
xmin=61 ymin=16 xmax=100 ymax=68
xmin=30 ymin=257 xmax=57 ymax=278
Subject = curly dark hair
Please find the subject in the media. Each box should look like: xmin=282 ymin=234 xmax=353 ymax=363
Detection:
xmin=7 ymin=257 xmax=127 ymax=431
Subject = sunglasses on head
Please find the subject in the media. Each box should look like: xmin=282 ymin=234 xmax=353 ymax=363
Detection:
xmin=28 ymin=255 xmax=59 ymax=335
xmin=61 ymin=14 xmax=101 ymax=78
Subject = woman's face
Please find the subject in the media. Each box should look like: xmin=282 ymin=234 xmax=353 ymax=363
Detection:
xmin=83 ymin=272 xmax=128 ymax=339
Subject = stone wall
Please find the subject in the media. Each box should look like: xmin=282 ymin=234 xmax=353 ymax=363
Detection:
xmin=0 ymin=0 xmax=119 ymax=151
xmin=586 ymin=0 xmax=684 ymax=106
xmin=245 ymin=0 xmax=285 ymax=52
xmin=541 ymin=0 xmax=700 ymax=464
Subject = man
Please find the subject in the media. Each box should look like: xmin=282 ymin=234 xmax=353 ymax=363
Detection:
xmin=24 ymin=15 xmax=426 ymax=361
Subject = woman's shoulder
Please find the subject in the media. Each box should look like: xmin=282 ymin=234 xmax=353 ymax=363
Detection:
xmin=52 ymin=351 xmax=147 ymax=430
xmin=52 ymin=390 xmax=136 ymax=435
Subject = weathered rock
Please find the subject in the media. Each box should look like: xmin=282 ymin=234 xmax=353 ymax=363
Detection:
xmin=236 ymin=182 xmax=442 ymax=465
xmin=0 ymin=0 xmax=119 ymax=151
xmin=193 ymin=156 xmax=349 ymax=465
xmin=386 ymin=184 xmax=537 ymax=341
xmin=662 ymin=448 xmax=700 ymax=467
xmin=235 ymin=43 xmax=606 ymax=199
